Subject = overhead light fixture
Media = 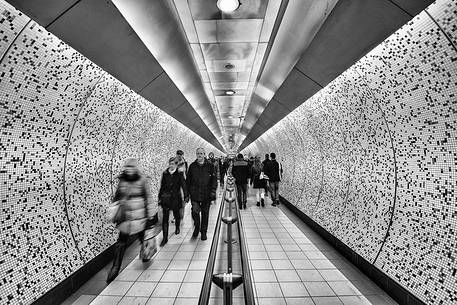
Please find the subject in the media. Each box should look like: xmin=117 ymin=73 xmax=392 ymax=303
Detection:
xmin=217 ymin=0 xmax=240 ymax=13
xmin=225 ymin=90 xmax=236 ymax=95
xmin=225 ymin=63 xmax=235 ymax=69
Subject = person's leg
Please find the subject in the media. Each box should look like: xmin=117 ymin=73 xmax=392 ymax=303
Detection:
xmin=236 ymin=184 xmax=243 ymax=209
xmin=161 ymin=208 xmax=170 ymax=246
xmin=107 ymin=232 xmax=129 ymax=282
xmin=191 ymin=200 xmax=201 ymax=237
xmin=242 ymin=184 xmax=247 ymax=208
xmin=260 ymin=188 xmax=265 ymax=207
xmin=270 ymin=182 xmax=277 ymax=206
xmin=200 ymin=200 xmax=210 ymax=240
xmin=274 ymin=182 xmax=280 ymax=204
xmin=256 ymin=189 xmax=260 ymax=206
xmin=172 ymin=209 xmax=181 ymax=234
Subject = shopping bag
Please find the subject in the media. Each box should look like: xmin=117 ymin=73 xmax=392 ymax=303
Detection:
xmin=106 ymin=201 xmax=124 ymax=223
xmin=140 ymin=236 xmax=157 ymax=261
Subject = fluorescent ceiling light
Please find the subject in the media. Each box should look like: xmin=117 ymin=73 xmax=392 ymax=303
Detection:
xmin=217 ymin=0 xmax=240 ymax=13
xmin=225 ymin=90 xmax=236 ymax=95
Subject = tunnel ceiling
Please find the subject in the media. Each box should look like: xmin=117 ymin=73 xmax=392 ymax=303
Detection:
xmin=6 ymin=0 xmax=434 ymax=152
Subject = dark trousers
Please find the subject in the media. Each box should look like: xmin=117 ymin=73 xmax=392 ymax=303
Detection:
xmin=162 ymin=207 xmax=180 ymax=240
xmin=191 ymin=200 xmax=210 ymax=234
xmin=236 ymin=183 xmax=247 ymax=207
xmin=108 ymin=230 xmax=144 ymax=281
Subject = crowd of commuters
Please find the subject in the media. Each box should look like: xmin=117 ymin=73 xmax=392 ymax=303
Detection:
xmin=106 ymin=149 xmax=281 ymax=282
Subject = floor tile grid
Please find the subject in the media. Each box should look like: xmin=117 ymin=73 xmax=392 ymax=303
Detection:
xmin=88 ymin=190 xmax=223 ymax=305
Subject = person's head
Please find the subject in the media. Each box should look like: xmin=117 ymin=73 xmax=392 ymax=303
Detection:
xmin=176 ymin=150 xmax=184 ymax=157
xmin=168 ymin=157 xmax=178 ymax=172
xmin=254 ymin=156 xmax=261 ymax=167
xmin=123 ymin=157 xmax=139 ymax=177
xmin=265 ymin=154 xmax=269 ymax=160
xmin=237 ymin=153 xmax=243 ymax=160
xmin=208 ymin=152 xmax=214 ymax=159
xmin=196 ymin=148 xmax=205 ymax=163
xmin=270 ymin=153 xmax=276 ymax=160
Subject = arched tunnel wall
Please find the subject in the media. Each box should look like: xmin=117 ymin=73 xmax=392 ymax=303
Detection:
xmin=243 ymin=0 xmax=457 ymax=304
xmin=0 ymin=1 xmax=222 ymax=304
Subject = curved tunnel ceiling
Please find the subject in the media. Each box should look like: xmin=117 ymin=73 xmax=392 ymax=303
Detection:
xmin=5 ymin=0 xmax=435 ymax=153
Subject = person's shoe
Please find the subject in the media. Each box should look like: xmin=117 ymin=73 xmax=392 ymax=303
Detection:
xmin=175 ymin=227 xmax=180 ymax=235
xmin=106 ymin=267 xmax=119 ymax=283
xmin=261 ymin=198 xmax=265 ymax=207
xmin=201 ymin=233 xmax=207 ymax=241
xmin=256 ymin=202 xmax=260 ymax=206
xmin=276 ymin=200 xmax=280 ymax=205
xmin=171 ymin=218 xmax=175 ymax=223
xmin=192 ymin=228 xmax=199 ymax=238
xmin=243 ymin=203 xmax=247 ymax=209
xmin=160 ymin=239 xmax=168 ymax=247
xmin=272 ymin=203 xmax=277 ymax=207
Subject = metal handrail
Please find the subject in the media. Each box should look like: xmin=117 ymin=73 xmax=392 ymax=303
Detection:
xmin=198 ymin=181 xmax=228 ymax=305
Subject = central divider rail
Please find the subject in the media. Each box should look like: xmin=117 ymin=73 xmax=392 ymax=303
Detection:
xmin=198 ymin=167 xmax=256 ymax=305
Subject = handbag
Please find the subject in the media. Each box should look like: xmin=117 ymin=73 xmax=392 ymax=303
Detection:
xmin=106 ymin=201 xmax=126 ymax=224
xmin=260 ymin=172 xmax=269 ymax=181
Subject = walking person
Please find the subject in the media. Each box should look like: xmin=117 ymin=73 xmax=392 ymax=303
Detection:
xmin=232 ymin=153 xmax=250 ymax=209
xmin=107 ymin=158 xmax=154 ymax=283
xmin=250 ymin=156 xmax=266 ymax=207
xmin=208 ymin=152 xmax=220 ymax=205
xmin=264 ymin=153 xmax=281 ymax=206
xmin=174 ymin=149 xmax=188 ymax=225
xmin=158 ymin=157 xmax=189 ymax=246
xmin=187 ymin=148 xmax=217 ymax=240
xmin=262 ymin=154 xmax=270 ymax=197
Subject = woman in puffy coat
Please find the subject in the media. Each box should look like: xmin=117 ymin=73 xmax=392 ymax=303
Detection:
xmin=250 ymin=156 xmax=266 ymax=207
xmin=107 ymin=158 xmax=154 ymax=283
xmin=158 ymin=157 xmax=189 ymax=246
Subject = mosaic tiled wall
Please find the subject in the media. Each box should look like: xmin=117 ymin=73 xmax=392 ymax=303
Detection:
xmin=0 ymin=1 xmax=222 ymax=304
xmin=243 ymin=0 xmax=457 ymax=304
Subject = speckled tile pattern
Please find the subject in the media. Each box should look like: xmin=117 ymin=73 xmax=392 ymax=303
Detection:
xmin=243 ymin=1 xmax=457 ymax=304
xmin=0 ymin=1 xmax=222 ymax=304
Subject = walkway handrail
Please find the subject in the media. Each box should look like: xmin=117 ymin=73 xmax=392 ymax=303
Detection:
xmin=234 ymin=186 xmax=256 ymax=305
xmin=198 ymin=180 xmax=228 ymax=305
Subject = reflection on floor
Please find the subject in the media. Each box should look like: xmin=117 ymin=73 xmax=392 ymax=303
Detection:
xmin=242 ymin=188 xmax=398 ymax=305
xmin=64 ymin=185 xmax=397 ymax=305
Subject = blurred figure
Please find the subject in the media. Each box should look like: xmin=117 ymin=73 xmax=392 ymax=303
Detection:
xmin=232 ymin=153 xmax=250 ymax=209
xmin=107 ymin=158 xmax=154 ymax=283
xmin=187 ymin=148 xmax=217 ymax=240
xmin=174 ymin=150 xmax=188 ymax=224
xmin=158 ymin=157 xmax=189 ymax=246
xmin=208 ymin=152 xmax=220 ymax=204
xmin=219 ymin=156 xmax=228 ymax=186
xmin=264 ymin=153 xmax=281 ymax=206
xmin=250 ymin=156 xmax=265 ymax=207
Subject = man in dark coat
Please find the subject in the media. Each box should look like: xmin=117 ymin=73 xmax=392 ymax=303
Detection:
xmin=263 ymin=152 xmax=281 ymax=206
xmin=187 ymin=148 xmax=217 ymax=240
xmin=232 ymin=153 xmax=250 ymax=209
xmin=158 ymin=157 xmax=189 ymax=246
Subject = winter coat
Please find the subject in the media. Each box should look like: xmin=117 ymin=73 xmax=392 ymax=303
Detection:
xmin=250 ymin=164 xmax=266 ymax=189
xmin=232 ymin=158 xmax=250 ymax=185
xmin=158 ymin=169 xmax=188 ymax=211
xmin=112 ymin=174 xmax=153 ymax=235
xmin=264 ymin=159 xmax=281 ymax=182
xmin=187 ymin=159 xmax=217 ymax=202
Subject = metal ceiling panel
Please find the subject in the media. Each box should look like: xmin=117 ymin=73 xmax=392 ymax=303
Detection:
xmin=209 ymin=71 xmax=251 ymax=82
xmin=112 ymin=0 xmax=224 ymax=146
xmin=201 ymin=42 xmax=258 ymax=60
xmin=188 ymin=0 xmax=268 ymax=20
xmin=190 ymin=44 xmax=206 ymax=70
xmin=391 ymin=0 xmax=435 ymax=16
xmin=212 ymin=82 xmax=250 ymax=90
xmin=273 ymin=68 xmax=323 ymax=110
xmin=294 ymin=0 xmax=411 ymax=86
xmin=195 ymin=19 xmax=263 ymax=43
xmin=5 ymin=0 xmax=78 ymax=27
xmin=43 ymin=0 xmax=164 ymax=93
xmin=206 ymin=59 xmax=248 ymax=72
xmin=240 ymin=0 xmax=338 ymax=138
xmin=260 ymin=0 xmax=283 ymax=42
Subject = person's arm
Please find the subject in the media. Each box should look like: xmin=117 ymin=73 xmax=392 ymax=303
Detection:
xmin=143 ymin=177 xmax=154 ymax=218
xmin=210 ymin=164 xmax=217 ymax=199
xmin=180 ymin=172 xmax=189 ymax=202
xmin=158 ymin=173 xmax=165 ymax=204
xmin=186 ymin=164 xmax=193 ymax=190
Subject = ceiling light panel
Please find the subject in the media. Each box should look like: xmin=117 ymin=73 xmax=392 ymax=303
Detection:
xmin=201 ymin=42 xmax=257 ymax=61
xmin=212 ymin=82 xmax=249 ymax=90
xmin=206 ymin=59 xmax=248 ymax=72
xmin=195 ymin=19 xmax=263 ymax=43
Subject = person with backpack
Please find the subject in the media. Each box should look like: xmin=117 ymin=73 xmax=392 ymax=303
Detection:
xmin=263 ymin=153 xmax=281 ymax=206
xmin=232 ymin=153 xmax=250 ymax=209
xmin=107 ymin=158 xmax=154 ymax=283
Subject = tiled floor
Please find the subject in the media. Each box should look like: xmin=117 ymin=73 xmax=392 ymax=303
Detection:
xmin=64 ymin=188 xmax=224 ymax=305
xmin=65 ymin=185 xmax=398 ymax=305
xmin=242 ymin=188 xmax=399 ymax=305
